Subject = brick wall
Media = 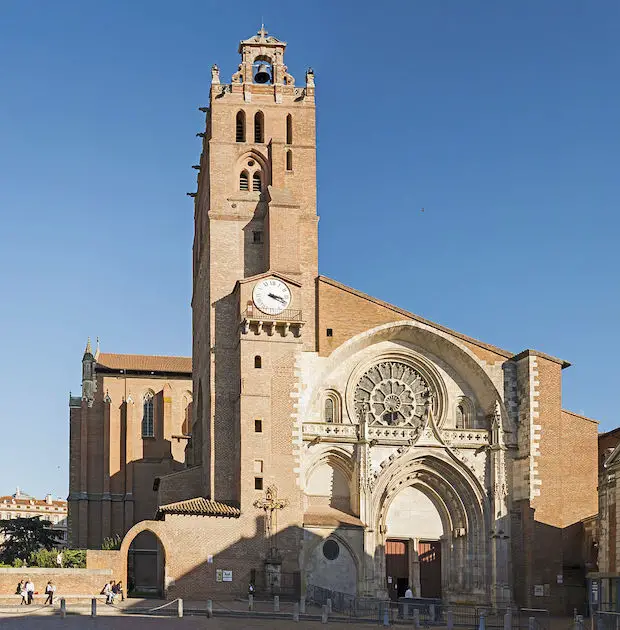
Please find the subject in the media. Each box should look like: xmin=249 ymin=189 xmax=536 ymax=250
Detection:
xmin=0 ymin=567 xmax=112 ymax=598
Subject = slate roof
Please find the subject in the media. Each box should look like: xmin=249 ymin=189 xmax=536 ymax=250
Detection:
xmin=156 ymin=497 xmax=240 ymax=519
xmin=96 ymin=353 xmax=192 ymax=374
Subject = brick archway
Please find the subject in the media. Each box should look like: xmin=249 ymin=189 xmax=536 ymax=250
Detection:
xmin=119 ymin=521 xmax=169 ymax=597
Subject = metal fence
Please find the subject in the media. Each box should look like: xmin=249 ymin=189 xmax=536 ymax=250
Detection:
xmin=306 ymin=584 xmax=551 ymax=627
xmin=596 ymin=611 xmax=620 ymax=630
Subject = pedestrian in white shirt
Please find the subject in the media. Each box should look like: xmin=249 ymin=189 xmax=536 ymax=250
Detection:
xmin=25 ymin=579 xmax=34 ymax=605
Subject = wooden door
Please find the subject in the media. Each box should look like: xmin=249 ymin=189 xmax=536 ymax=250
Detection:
xmin=418 ymin=540 xmax=441 ymax=598
xmin=385 ymin=539 xmax=409 ymax=600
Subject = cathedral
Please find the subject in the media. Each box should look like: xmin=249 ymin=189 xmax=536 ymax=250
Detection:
xmin=69 ymin=28 xmax=598 ymax=614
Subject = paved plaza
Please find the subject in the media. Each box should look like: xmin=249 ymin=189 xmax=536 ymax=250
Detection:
xmin=0 ymin=614 xmax=381 ymax=629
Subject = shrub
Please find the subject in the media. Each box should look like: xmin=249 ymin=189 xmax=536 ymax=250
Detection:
xmin=101 ymin=534 xmax=122 ymax=551
xmin=62 ymin=549 xmax=86 ymax=568
xmin=28 ymin=549 xmax=57 ymax=568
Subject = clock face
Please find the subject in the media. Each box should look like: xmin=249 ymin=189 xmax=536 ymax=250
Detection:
xmin=252 ymin=278 xmax=291 ymax=315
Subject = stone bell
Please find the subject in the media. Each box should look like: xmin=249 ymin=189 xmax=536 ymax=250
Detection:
xmin=254 ymin=64 xmax=271 ymax=84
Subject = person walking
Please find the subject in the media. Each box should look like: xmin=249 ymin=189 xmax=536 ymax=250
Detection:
xmin=44 ymin=581 xmax=56 ymax=606
xmin=16 ymin=580 xmax=26 ymax=605
xmin=25 ymin=578 xmax=34 ymax=605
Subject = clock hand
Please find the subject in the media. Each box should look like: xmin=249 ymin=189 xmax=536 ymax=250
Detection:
xmin=268 ymin=293 xmax=286 ymax=304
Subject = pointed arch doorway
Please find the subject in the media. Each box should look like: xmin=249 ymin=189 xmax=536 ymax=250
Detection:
xmin=127 ymin=530 xmax=166 ymax=598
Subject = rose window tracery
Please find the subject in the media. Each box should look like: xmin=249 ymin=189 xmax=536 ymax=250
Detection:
xmin=354 ymin=361 xmax=432 ymax=427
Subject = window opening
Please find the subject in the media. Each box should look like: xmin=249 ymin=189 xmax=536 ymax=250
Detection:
xmin=254 ymin=355 xmax=262 ymax=369
xmin=236 ymin=111 xmax=245 ymax=142
xmin=252 ymin=231 xmax=263 ymax=244
xmin=254 ymin=112 xmax=264 ymax=143
xmin=252 ymin=172 xmax=262 ymax=192
xmin=240 ymin=171 xmax=249 ymax=191
xmin=254 ymin=477 xmax=264 ymax=490
xmin=326 ymin=328 xmax=333 ymax=337
xmin=286 ymin=114 xmax=293 ymax=144
xmin=142 ymin=391 xmax=154 ymax=438
xmin=325 ymin=398 xmax=335 ymax=423
xmin=286 ymin=150 xmax=293 ymax=171
xmin=255 ymin=419 xmax=263 ymax=433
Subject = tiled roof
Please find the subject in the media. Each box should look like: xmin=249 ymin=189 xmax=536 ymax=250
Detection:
xmin=0 ymin=496 xmax=67 ymax=509
xmin=303 ymin=507 xmax=364 ymax=528
xmin=96 ymin=353 xmax=192 ymax=374
xmin=156 ymin=497 xmax=240 ymax=518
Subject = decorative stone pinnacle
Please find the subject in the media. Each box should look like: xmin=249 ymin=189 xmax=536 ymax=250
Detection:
xmin=84 ymin=337 xmax=92 ymax=355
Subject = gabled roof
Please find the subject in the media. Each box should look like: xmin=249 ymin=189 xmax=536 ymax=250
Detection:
xmin=319 ymin=276 xmax=570 ymax=367
xmin=96 ymin=353 xmax=192 ymax=374
xmin=156 ymin=497 xmax=240 ymax=519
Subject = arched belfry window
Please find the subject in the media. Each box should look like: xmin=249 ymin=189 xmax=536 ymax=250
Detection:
xmin=142 ymin=391 xmax=154 ymax=438
xmin=254 ymin=355 xmax=262 ymax=369
xmin=240 ymin=171 xmax=249 ymax=191
xmin=252 ymin=172 xmax=262 ymax=192
xmin=323 ymin=391 xmax=341 ymax=423
xmin=286 ymin=150 xmax=293 ymax=171
xmin=286 ymin=114 xmax=293 ymax=144
xmin=236 ymin=111 xmax=245 ymax=142
xmin=254 ymin=111 xmax=264 ymax=143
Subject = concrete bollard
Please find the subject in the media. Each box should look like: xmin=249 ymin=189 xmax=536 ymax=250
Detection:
xmin=248 ymin=594 xmax=254 ymax=611
xmin=448 ymin=609 xmax=454 ymax=630
xmin=413 ymin=607 xmax=420 ymax=629
xmin=60 ymin=598 xmax=66 ymax=618
xmin=383 ymin=605 xmax=390 ymax=627
xmin=327 ymin=597 xmax=332 ymax=614
xmin=504 ymin=610 xmax=512 ymax=630
xmin=299 ymin=598 xmax=306 ymax=614
xmin=206 ymin=599 xmax=213 ymax=618
xmin=528 ymin=617 xmax=536 ymax=630
xmin=322 ymin=604 xmax=328 ymax=624
xmin=293 ymin=602 xmax=300 ymax=622
xmin=479 ymin=611 xmax=486 ymax=630
xmin=91 ymin=597 xmax=97 ymax=617
xmin=177 ymin=598 xmax=183 ymax=618
xmin=274 ymin=595 xmax=280 ymax=612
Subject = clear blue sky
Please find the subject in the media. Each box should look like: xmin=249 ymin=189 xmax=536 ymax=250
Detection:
xmin=0 ymin=1 xmax=618 ymax=499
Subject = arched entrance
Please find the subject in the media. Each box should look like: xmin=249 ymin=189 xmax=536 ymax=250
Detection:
xmin=385 ymin=486 xmax=444 ymax=599
xmin=374 ymin=452 xmax=490 ymax=603
xmin=127 ymin=530 xmax=165 ymax=598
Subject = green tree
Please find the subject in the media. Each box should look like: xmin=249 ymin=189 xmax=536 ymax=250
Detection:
xmin=0 ymin=517 xmax=63 ymax=565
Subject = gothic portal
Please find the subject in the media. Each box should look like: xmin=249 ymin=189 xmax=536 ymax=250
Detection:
xmin=101 ymin=28 xmax=597 ymax=613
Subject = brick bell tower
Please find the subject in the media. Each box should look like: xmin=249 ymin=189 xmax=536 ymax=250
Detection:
xmin=192 ymin=27 xmax=318 ymax=518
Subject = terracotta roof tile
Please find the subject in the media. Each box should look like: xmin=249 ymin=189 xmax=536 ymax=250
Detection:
xmin=303 ymin=508 xmax=364 ymax=528
xmin=96 ymin=353 xmax=191 ymax=374
xmin=157 ymin=497 xmax=240 ymax=518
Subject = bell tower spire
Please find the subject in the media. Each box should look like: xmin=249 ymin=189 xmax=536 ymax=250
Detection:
xmin=191 ymin=29 xmax=317 ymax=503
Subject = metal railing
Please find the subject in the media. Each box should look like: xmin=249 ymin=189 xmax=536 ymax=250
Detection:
xmin=242 ymin=307 xmax=303 ymax=321
xmin=596 ymin=611 xmax=620 ymax=630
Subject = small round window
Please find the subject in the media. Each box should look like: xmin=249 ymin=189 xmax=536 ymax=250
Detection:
xmin=248 ymin=160 xmax=255 ymax=167
xmin=322 ymin=539 xmax=340 ymax=561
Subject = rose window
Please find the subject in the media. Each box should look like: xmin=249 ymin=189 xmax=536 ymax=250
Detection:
xmin=354 ymin=361 xmax=431 ymax=427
